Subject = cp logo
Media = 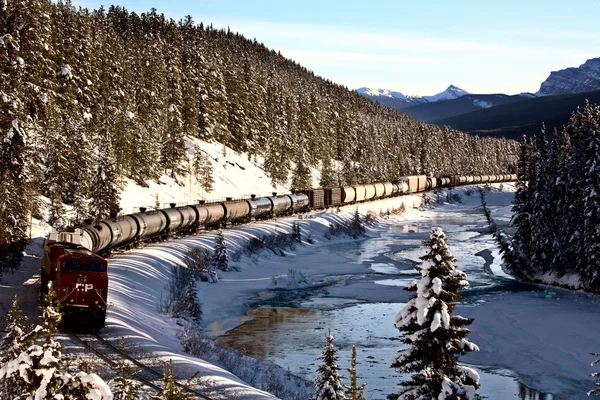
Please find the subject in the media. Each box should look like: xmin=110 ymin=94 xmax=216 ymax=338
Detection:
xmin=76 ymin=283 xmax=94 ymax=292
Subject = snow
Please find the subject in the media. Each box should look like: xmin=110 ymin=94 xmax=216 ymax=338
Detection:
xmin=473 ymin=99 xmax=492 ymax=108
xmin=37 ymin=92 xmax=48 ymax=105
xmin=432 ymin=277 xmax=442 ymax=294
xmin=59 ymin=64 xmax=72 ymax=78
xmin=355 ymin=87 xmax=408 ymax=99
xmin=357 ymin=85 xmax=469 ymax=104
xmin=2 ymin=137 xmax=594 ymax=399
xmin=431 ymin=311 xmax=441 ymax=332
xmin=79 ymin=372 xmax=113 ymax=400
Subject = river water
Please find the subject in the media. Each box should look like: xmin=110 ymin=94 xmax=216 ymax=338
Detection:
xmin=212 ymin=190 xmax=591 ymax=399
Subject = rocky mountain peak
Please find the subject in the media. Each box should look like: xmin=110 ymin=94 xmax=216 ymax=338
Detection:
xmin=537 ymin=57 xmax=600 ymax=96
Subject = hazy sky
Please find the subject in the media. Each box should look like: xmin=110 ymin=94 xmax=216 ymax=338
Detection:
xmin=73 ymin=0 xmax=600 ymax=96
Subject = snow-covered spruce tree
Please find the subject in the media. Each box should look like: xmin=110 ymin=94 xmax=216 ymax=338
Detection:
xmin=590 ymin=352 xmax=600 ymax=397
xmin=179 ymin=279 xmax=202 ymax=325
xmin=291 ymin=153 xmax=313 ymax=191
xmin=566 ymin=102 xmax=600 ymax=291
xmin=151 ymin=359 xmax=197 ymax=400
xmin=192 ymin=144 xmax=215 ymax=195
xmin=320 ymin=157 xmax=338 ymax=188
xmin=344 ymin=345 xmax=366 ymax=400
xmin=90 ymin=131 xmax=122 ymax=220
xmin=0 ymin=296 xmax=38 ymax=399
xmin=110 ymin=337 xmax=142 ymax=400
xmin=528 ymin=126 xmax=551 ymax=274
xmin=348 ymin=207 xmax=365 ymax=238
xmin=509 ymin=135 xmax=534 ymax=280
xmin=0 ymin=283 xmax=113 ymax=399
xmin=213 ymin=230 xmax=229 ymax=271
xmin=390 ymin=227 xmax=480 ymax=400
xmin=313 ymin=331 xmax=345 ymax=400
xmin=292 ymin=221 xmax=302 ymax=243
xmin=185 ymin=246 xmax=218 ymax=283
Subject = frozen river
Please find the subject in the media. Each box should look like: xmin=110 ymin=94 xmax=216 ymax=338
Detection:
xmin=212 ymin=189 xmax=599 ymax=399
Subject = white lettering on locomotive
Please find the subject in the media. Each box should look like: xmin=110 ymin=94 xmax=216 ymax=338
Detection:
xmin=76 ymin=283 xmax=94 ymax=291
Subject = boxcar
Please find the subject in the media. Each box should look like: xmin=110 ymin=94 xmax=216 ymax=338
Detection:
xmin=325 ymin=187 xmax=343 ymax=207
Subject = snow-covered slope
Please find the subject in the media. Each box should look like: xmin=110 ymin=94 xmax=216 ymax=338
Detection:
xmin=119 ymin=138 xmax=319 ymax=214
xmin=537 ymin=57 xmax=600 ymax=96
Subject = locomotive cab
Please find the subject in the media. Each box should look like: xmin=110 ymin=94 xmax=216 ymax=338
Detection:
xmin=42 ymin=231 xmax=108 ymax=330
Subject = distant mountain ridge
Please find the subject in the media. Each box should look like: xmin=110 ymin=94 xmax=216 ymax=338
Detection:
xmin=431 ymin=89 xmax=600 ymax=141
xmin=537 ymin=57 xmax=600 ymax=96
xmin=399 ymin=93 xmax=532 ymax=123
xmin=356 ymin=85 xmax=469 ymax=108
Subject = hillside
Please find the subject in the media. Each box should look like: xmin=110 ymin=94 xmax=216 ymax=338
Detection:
xmin=0 ymin=0 xmax=519 ymax=269
xmin=399 ymin=94 xmax=530 ymax=123
xmin=431 ymin=90 xmax=600 ymax=140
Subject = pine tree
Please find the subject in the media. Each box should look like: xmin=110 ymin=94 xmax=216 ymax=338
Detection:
xmin=111 ymin=337 xmax=142 ymax=400
xmin=567 ymin=102 xmax=600 ymax=291
xmin=320 ymin=157 xmax=338 ymax=188
xmin=389 ymin=227 xmax=480 ymax=400
xmin=213 ymin=230 xmax=229 ymax=271
xmin=292 ymin=221 xmax=302 ymax=243
xmin=177 ymin=279 xmax=202 ymax=324
xmin=509 ymin=136 xmax=534 ymax=280
xmin=344 ymin=345 xmax=366 ymax=400
xmin=90 ymin=133 xmax=122 ymax=220
xmin=590 ymin=353 xmax=600 ymax=397
xmin=313 ymin=331 xmax=345 ymax=400
xmin=192 ymin=144 xmax=214 ymax=194
xmin=291 ymin=155 xmax=312 ymax=190
xmin=0 ymin=283 xmax=113 ymax=399
xmin=151 ymin=359 xmax=197 ymax=400
xmin=0 ymin=296 xmax=35 ymax=399
xmin=348 ymin=207 xmax=365 ymax=238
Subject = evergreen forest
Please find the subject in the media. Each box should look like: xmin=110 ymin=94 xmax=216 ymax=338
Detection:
xmin=510 ymin=102 xmax=600 ymax=292
xmin=0 ymin=0 xmax=518 ymax=267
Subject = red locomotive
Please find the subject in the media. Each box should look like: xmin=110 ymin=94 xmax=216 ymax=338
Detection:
xmin=41 ymin=230 xmax=108 ymax=329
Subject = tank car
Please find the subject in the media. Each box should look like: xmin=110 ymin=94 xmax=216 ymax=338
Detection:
xmin=268 ymin=194 xmax=293 ymax=215
xmin=373 ymin=183 xmax=385 ymax=199
xmin=42 ymin=231 xmax=108 ymax=329
xmin=289 ymin=193 xmax=310 ymax=212
xmin=222 ymin=199 xmax=251 ymax=223
xmin=194 ymin=201 xmax=226 ymax=227
xmin=364 ymin=184 xmax=376 ymax=201
xmin=354 ymin=185 xmax=367 ymax=202
xmin=342 ymin=187 xmax=356 ymax=204
xmin=248 ymin=195 xmax=273 ymax=219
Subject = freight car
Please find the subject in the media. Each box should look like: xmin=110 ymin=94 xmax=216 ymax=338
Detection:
xmin=44 ymin=172 xmax=516 ymax=329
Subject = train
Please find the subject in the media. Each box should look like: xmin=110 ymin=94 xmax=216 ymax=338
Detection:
xmin=42 ymin=173 xmax=516 ymax=329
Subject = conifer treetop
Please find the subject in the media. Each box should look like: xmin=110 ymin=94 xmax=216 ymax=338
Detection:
xmin=389 ymin=227 xmax=480 ymax=400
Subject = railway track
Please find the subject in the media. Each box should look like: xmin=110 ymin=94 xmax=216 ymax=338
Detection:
xmin=67 ymin=331 xmax=214 ymax=399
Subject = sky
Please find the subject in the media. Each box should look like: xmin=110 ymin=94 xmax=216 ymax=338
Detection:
xmin=73 ymin=0 xmax=600 ymax=96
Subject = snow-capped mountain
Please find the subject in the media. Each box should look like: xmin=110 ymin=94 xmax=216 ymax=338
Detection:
xmin=357 ymin=85 xmax=469 ymax=108
xmin=355 ymin=87 xmax=408 ymax=100
xmin=537 ymin=57 xmax=600 ymax=96
xmin=422 ymin=85 xmax=469 ymax=102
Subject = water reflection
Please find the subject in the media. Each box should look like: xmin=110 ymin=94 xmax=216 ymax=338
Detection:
xmin=213 ymin=200 xmax=558 ymax=399
xmin=217 ymin=306 xmax=552 ymax=400
xmin=519 ymin=384 xmax=553 ymax=400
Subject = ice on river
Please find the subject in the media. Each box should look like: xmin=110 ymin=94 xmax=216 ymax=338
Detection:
xmin=215 ymin=186 xmax=596 ymax=399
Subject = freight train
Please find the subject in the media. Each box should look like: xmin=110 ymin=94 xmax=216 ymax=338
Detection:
xmin=42 ymin=173 xmax=516 ymax=328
